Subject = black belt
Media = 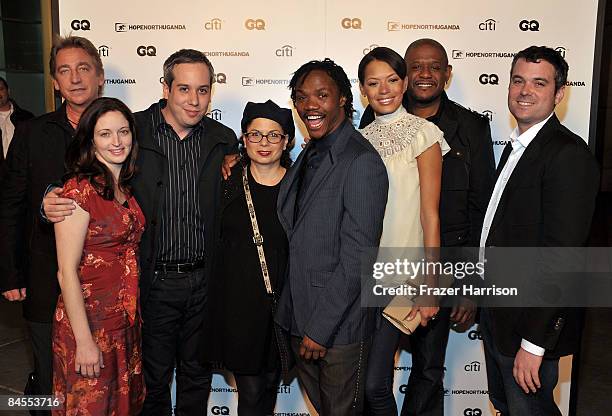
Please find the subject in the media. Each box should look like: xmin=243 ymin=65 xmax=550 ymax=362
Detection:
xmin=154 ymin=260 xmax=205 ymax=273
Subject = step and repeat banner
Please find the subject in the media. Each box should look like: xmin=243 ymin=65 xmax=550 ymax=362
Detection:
xmin=58 ymin=1 xmax=601 ymax=415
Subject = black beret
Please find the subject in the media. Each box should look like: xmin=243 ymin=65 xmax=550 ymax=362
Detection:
xmin=241 ymin=100 xmax=295 ymax=139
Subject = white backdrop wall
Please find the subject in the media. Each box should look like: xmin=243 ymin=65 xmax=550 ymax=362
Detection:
xmin=58 ymin=1 xmax=600 ymax=415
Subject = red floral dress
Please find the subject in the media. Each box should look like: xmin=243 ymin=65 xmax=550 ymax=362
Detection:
xmin=52 ymin=177 xmax=145 ymax=416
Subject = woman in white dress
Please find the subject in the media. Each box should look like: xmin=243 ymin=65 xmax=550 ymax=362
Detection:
xmin=358 ymin=46 xmax=449 ymax=415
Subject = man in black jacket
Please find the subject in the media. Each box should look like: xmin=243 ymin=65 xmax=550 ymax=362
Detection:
xmin=479 ymin=46 xmax=598 ymax=416
xmin=360 ymin=38 xmax=495 ymax=415
xmin=0 ymin=35 xmax=104 ymax=403
xmin=44 ymin=49 xmax=237 ymax=415
xmin=0 ymin=76 xmax=35 ymax=175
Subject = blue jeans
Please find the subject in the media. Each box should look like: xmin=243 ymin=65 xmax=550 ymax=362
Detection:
xmin=480 ymin=309 xmax=562 ymax=416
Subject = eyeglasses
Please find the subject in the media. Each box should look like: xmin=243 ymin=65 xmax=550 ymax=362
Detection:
xmin=244 ymin=130 xmax=286 ymax=144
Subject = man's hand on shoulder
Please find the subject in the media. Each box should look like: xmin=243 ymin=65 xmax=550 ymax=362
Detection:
xmin=2 ymin=288 xmax=26 ymax=301
xmin=43 ymin=187 xmax=75 ymax=223
xmin=221 ymin=154 xmax=239 ymax=180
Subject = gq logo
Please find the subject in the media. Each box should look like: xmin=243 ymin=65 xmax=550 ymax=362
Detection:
xmin=71 ymin=19 xmax=90 ymax=30
xmin=245 ymin=19 xmax=266 ymax=30
xmin=204 ymin=18 xmax=222 ymax=30
xmin=464 ymin=361 xmax=481 ymax=372
xmin=479 ymin=73 xmax=499 ymax=85
xmin=275 ymin=45 xmax=293 ymax=57
xmin=479 ymin=18 xmax=496 ymax=31
xmin=468 ymin=329 xmax=482 ymax=340
xmin=213 ymin=73 xmax=227 ymax=84
xmin=137 ymin=46 xmax=156 ymax=57
xmin=341 ymin=18 xmax=362 ymax=29
xmin=555 ymin=47 xmax=567 ymax=58
xmin=211 ymin=406 xmax=230 ymax=415
xmin=464 ymin=408 xmax=482 ymax=416
xmin=519 ymin=19 xmax=540 ymax=31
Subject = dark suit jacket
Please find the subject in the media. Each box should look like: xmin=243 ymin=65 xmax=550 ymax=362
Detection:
xmin=0 ymin=100 xmax=35 ymax=179
xmin=275 ymin=121 xmax=388 ymax=347
xmin=360 ymin=92 xmax=495 ymax=247
xmin=132 ymin=103 xmax=237 ymax=306
xmin=0 ymin=105 xmax=72 ymax=322
xmin=484 ymin=114 xmax=599 ymax=358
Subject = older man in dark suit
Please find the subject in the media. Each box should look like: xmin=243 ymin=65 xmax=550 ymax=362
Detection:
xmin=276 ymin=59 xmax=388 ymax=415
xmin=479 ymin=46 xmax=599 ymax=415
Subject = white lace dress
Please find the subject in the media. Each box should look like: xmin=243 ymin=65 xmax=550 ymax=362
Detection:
xmin=360 ymin=106 xmax=449 ymax=248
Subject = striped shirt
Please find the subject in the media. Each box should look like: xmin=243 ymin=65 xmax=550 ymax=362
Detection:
xmin=151 ymin=100 xmax=205 ymax=263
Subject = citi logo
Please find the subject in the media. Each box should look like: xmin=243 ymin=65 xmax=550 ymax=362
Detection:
xmin=71 ymin=19 xmax=91 ymax=30
xmin=211 ymin=406 xmax=229 ymax=415
xmin=464 ymin=361 xmax=481 ymax=372
xmin=479 ymin=73 xmax=499 ymax=85
xmin=519 ymin=19 xmax=540 ymax=31
xmin=481 ymin=111 xmax=493 ymax=122
xmin=207 ymin=109 xmax=222 ymax=121
xmin=245 ymin=19 xmax=266 ymax=30
xmin=275 ymin=45 xmax=293 ymax=57
xmin=468 ymin=330 xmax=482 ymax=341
xmin=341 ymin=18 xmax=362 ymax=29
xmin=213 ymin=73 xmax=227 ymax=84
xmin=204 ymin=18 xmax=222 ymax=30
xmin=479 ymin=18 xmax=496 ymax=31
xmin=115 ymin=22 xmax=127 ymax=32
xmin=137 ymin=46 xmax=156 ymax=56
xmin=363 ymin=44 xmax=379 ymax=55
xmin=464 ymin=409 xmax=483 ymax=416
xmin=555 ymin=46 xmax=567 ymax=58
xmin=98 ymin=45 xmax=109 ymax=57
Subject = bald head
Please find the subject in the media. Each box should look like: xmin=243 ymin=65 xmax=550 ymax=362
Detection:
xmin=404 ymin=38 xmax=449 ymax=68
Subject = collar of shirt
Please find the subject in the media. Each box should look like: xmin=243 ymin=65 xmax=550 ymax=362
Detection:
xmin=0 ymin=102 xmax=14 ymax=119
xmin=310 ymin=118 xmax=347 ymax=155
xmin=509 ymin=112 xmax=554 ymax=152
xmin=153 ymin=99 xmax=205 ymax=138
xmin=425 ymin=93 xmax=446 ymax=125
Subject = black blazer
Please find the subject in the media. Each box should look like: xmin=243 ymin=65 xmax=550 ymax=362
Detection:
xmin=360 ymin=92 xmax=495 ymax=247
xmin=484 ymin=115 xmax=599 ymax=358
xmin=131 ymin=102 xmax=237 ymax=306
xmin=0 ymin=105 xmax=73 ymax=322
xmin=0 ymin=100 xmax=35 ymax=175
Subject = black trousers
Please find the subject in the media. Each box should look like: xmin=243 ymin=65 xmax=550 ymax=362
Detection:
xmin=27 ymin=320 xmax=53 ymax=396
xmin=291 ymin=336 xmax=370 ymax=416
xmin=364 ymin=308 xmax=451 ymax=416
xmin=141 ymin=269 xmax=211 ymax=416
xmin=234 ymin=370 xmax=280 ymax=416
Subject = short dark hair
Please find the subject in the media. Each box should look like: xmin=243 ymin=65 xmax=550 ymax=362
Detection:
xmin=289 ymin=58 xmax=354 ymax=120
xmin=0 ymin=76 xmax=8 ymax=90
xmin=358 ymin=47 xmax=406 ymax=85
xmin=163 ymin=49 xmax=214 ymax=89
xmin=511 ymin=46 xmax=568 ymax=92
xmin=404 ymin=38 xmax=449 ymax=68
xmin=49 ymin=35 xmax=103 ymax=77
xmin=64 ymin=97 xmax=138 ymax=201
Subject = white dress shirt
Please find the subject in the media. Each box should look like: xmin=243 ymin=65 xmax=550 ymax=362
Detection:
xmin=480 ymin=112 xmax=554 ymax=357
xmin=0 ymin=102 xmax=15 ymax=158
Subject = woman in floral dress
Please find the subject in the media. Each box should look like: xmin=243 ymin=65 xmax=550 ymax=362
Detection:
xmin=52 ymin=97 xmax=145 ymax=415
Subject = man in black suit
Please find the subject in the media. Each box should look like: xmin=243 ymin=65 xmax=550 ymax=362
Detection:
xmin=360 ymin=38 xmax=495 ymax=415
xmin=276 ymin=59 xmax=388 ymax=415
xmin=0 ymin=35 xmax=104 ymax=405
xmin=0 ymin=76 xmax=34 ymax=175
xmin=479 ymin=46 xmax=599 ymax=415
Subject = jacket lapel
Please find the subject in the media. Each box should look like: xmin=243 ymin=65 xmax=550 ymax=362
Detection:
xmin=277 ymin=145 xmax=307 ymax=233
xmin=487 ymin=116 xmax=559 ymax=240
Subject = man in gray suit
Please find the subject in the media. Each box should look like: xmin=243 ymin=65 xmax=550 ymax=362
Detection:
xmin=276 ymin=59 xmax=388 ymax=415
